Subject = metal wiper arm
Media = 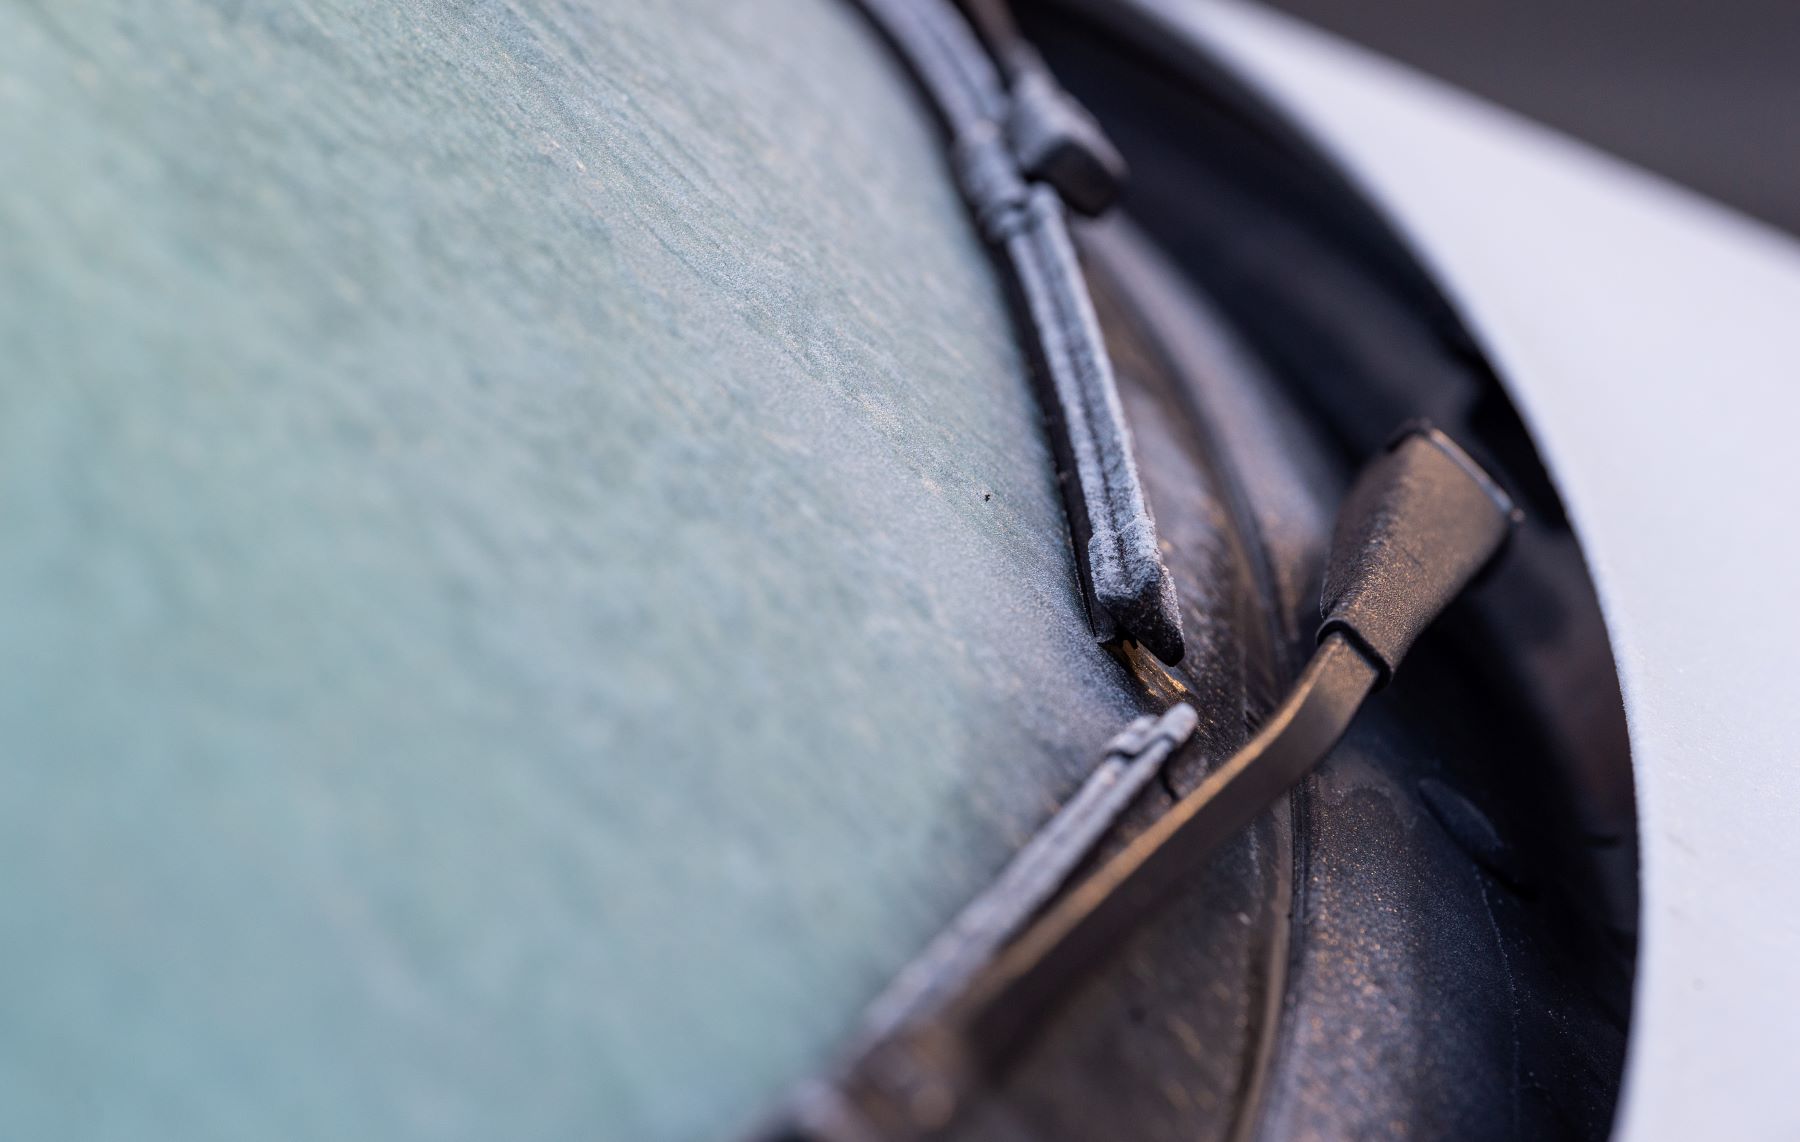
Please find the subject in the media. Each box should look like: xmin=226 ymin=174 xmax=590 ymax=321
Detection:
xmin=960 ymin=631 xmax=1378 ymax=1062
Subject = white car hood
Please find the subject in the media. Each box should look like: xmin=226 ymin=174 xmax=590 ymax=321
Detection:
xmin=1163 ymin=3 xmax=1800 ymax=1139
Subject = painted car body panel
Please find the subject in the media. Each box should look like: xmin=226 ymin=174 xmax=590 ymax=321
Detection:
xmin=1150 ymin=3 xmax=1800 ymax=1137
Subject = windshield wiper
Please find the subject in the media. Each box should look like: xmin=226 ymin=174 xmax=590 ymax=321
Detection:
xmin=767 ymin=425 xmax=1518 ymax=1141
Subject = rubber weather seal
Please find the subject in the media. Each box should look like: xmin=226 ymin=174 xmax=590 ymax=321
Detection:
xmin=849 ymin=0 xmax=1184 ymax=665
xmin=760 ymin=425 xmax=1520 ymax=1142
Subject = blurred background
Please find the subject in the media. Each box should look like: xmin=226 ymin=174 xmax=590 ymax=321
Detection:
xmin=1257 ymin=0 xmax=1800 ymax=236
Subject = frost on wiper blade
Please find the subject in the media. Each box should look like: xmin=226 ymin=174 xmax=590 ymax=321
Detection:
xmin=851 ymin=0 xmax=1184 ymax=665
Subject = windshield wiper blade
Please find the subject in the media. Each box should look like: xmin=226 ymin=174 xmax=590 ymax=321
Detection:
xmin=859 ymin=703 xmax=1199 ymax=1046
xmin=850 ymin=0 xmax=1184 ymax=664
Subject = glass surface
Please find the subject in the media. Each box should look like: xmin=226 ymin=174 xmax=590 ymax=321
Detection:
xmin=0 ymin=3 xmax=1150 ymax=1138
